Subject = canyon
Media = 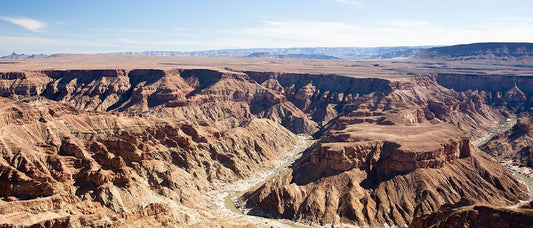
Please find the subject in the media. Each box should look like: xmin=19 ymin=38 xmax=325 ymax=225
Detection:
xmin=0 ymin=47 xmax=532 ymax=227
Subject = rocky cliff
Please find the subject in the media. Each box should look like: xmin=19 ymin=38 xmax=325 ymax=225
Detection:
xmin=481 ymin=115 xmax=533 ymax=168
xmin=246 ymin=71 xmax=393 ymax=124
xmin=0 ymin=97 xmax=299 ymax=226
xmin=0 ymin=69 xmax=320 ymax=134
xmin=410 ymin=198 xmax=533 ymax=228
xmin=436 ymin=73 xmax=533 ymax=110
xmin=0 ymin=68 xmax=318 ymax=226
xmin=240 ymin=123 xmax=526 ymax=226
xmin=239 ymin=74 xmax=532 ymax=226
xmin=0 ymin=67 xmax=532 ymax=227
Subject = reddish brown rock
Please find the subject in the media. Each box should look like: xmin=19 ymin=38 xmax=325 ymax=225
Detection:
xmin=481 ymin=115 xmax=533 ymax=167
xmin=0 ymin=66 xmax=532 ymax=227
xmin=410 ymin=198 xmax=533 ymax=228
xmin=239 ymin=74 xmax=530 ymax=227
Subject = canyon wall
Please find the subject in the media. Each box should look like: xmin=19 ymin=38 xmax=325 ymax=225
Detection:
xmin=239 ymin=72 xmax=533 ymax=226
xmin=481 ymin=115 xmax=533 ymax=168
xmin=0 ymin=68 xmax=532 ymax=227
xmin=436 ymin=73 xmax=533 ymax=110
xmin=410 ymin=198 xmax=533 ymax=228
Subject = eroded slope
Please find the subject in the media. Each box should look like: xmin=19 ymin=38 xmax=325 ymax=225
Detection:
xmin=239 ymin=75 xmax=531 ymax=226
xmin=0 ymin=67 xmax=531 ymax=227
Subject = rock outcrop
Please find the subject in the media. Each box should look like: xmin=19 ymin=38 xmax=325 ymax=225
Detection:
xmin=0 ymin=97 xmax=297 ymax=227
xmin=410 ymin=198 xmax=533 ymax=228
xmin=435 ymin=73 xmax=533 ymax=111
xmin=239 ymin=75 xmax=531 ymax=227
xmin=0 ymin=66 xmax=532 ymax=227
xmin=0 ymin=69 xmax=318 ymax=134
xmin=481 ymin=115 xmax=533 ymax=168
xmin=240 ymin=122 xmax=527 ymax=226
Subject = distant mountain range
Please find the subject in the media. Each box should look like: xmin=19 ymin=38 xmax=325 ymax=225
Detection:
xmin=0 ymin=52 xmax=49 ymax=59
xmin=246 ymin=52 xmax=340 ymax=59
xmin=108 ymin=46 xmax=430 ymax=60
xmin=3 ymin=42 xmax=533 ymax=61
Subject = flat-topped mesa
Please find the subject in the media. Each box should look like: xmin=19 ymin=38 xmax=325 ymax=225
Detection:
xmin=240 ymin=122 xmax=526 ymax=226
xmin=311 ymin=123 xmax=472 ymax=174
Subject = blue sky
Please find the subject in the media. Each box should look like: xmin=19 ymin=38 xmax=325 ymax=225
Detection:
xmin=1 ymin=0 xmax=533 ymax=55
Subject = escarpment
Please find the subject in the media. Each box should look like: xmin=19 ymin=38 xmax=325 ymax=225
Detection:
xmin=239 ymin=74 xmax=533 ymax=227
xmin=247 ymin=71 xmax=393 ymax=124
xmin=240 ymin=121 xmax=527 ymax=226
xmin=0 ymin=96 xmax=300 ymax=226
xmin=410 ymin=198 xmax=533 ymax=228
xmin=0 ymin=67 xmax=532 ymax=227
xmin=481 ymin=115 xmax=533 ymax=169
xmin=0 ymin=69 xmax=318 ymax=134
xmin=436 ymin=73 xmax=533 ymax=111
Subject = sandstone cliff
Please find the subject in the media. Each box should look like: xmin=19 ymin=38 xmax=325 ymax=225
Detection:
xmin=0 ymin=96 xmax=297 ymax=227
xmin=0 ymin=69 xmax=318 ymax=134
xmin=240 ymin=123 xmax=527 ymax=226
xmin=239 ymin=75 xmax=531 ymax=226
xmin=436 ymin=73 xmax=533 ymax=111
xmin=410 ymin=198 xmax=533 ymax=228
xmin=0 ymin=67 xmax=531 ymax=227
xmin=481 ymin=115 xmax=533 ymax=168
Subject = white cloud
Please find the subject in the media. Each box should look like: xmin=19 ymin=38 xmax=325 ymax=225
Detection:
xmin=241 ymin=19 xmax=533 ymax=47
xmin=333 ymin=0 xmax=363 ymax=7
xmin=1 ymin=17 xmax=46 ymax=32
xmin=0 ymin=35 xmax=126 ymax=54
xmin=478 ymin=0 xmax=504 ymax=5
xmin=3 ymin=16 xmax=533 ymax=55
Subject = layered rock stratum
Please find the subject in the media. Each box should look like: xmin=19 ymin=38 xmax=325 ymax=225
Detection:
xmin=239 ymin=74 xmax=530 ymax=226
xmin=0 ymin=54 xmax=532 ymax=227
xmin=409 ymin=198 xmax=533 ymax=228
xmin=481 ymin=115 xmax=533 ymax=168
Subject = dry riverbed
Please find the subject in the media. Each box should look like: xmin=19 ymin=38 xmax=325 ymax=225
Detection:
xmin=202 ymin=135 xmax=315 ymax=228
xmin=472 ymin=116 xmax=533 ymax=207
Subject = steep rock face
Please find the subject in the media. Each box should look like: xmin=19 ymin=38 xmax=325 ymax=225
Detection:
xmin=0 ymin=97 xmax=298 ymax=226
xmin=435 ymin=73 xmax=533 ymax=111
xmin=0 ymin=72 xmax=52 ymax=99
xmin=246 ymin=72 xmax=392 ymax=124
xmin=439 ymin=73 xmax=533 ymax=168
xmin=2 ymin=69 xmax=522 ymax=138
xmin=481 ymin=115 xmax=533 ymax=167
xmin=239 ymin=76 xmax=529 ymax=227
xmin=0 ymin=69 xmax=318 ymax=134
xmin=241 ymin=122 xmax=526 ymax=226
xmin=246 ymin=72 xmax=509 ymax=139
xmin=410 ymin=198 xmax=533 ymax=228
xmin=310 ymin=124 xmax=472 ymax=174
xmin=1 ymin=68 xmax=531 ymax=227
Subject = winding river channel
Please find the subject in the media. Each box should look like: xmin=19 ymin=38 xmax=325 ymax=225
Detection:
xmin=472 ymin=117 xmax=533 ymax=206
xmin=206 ymin=135 xmax=314 ymax=228
xmin=212 ymin=117 xmax=533 ymax=227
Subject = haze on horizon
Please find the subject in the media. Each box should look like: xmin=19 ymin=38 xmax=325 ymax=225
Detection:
xmin=1 ymin=0 xmax=533 ymax=56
